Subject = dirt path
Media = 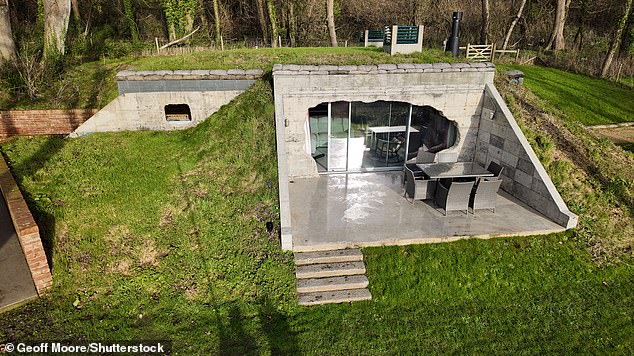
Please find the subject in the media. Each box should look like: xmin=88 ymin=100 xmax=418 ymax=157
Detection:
xmin=592 ymin=126 xmax=634 ymax=144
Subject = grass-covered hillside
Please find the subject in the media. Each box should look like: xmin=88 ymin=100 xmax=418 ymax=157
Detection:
xmin=0 ymin=47 xmax=456 ymax=111
xmin=1 ymin=66 xmax=633 ymax=352
xmin=500 ymin=65 xmax=634 ymax=126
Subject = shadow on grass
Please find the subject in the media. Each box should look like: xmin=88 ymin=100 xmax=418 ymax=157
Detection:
xmin=216 ymin=299 xmax=298 ymax=354
xmin=618 ymin=142 xmax=634 ymax=154
xmin=2 ymin=136 xmax=67 ymax=269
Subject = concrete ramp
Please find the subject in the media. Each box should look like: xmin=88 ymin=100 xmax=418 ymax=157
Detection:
xmin=0 ymin=194 xmax=37 ymax=312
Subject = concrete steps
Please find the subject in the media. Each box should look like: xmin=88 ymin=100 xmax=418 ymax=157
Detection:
xmin=297 ymin=275 xmax=369 ymax=294
xmin=299 ymin=289 xmax=372 ymax=306
xmin=295 ymin=261 xmax=366 ymax=279
xmin=294 ymin=249 xmax=364 ymax=266
xmin=294 ymin=249 xmax=372 ymax=306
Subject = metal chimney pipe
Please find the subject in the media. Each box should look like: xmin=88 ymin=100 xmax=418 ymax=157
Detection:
xmin=445 ymin=11 xmax=463 ymax=56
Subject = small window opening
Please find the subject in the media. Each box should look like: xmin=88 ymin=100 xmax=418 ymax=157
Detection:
xmin=165 ymin=104 xmax=192 ymax=122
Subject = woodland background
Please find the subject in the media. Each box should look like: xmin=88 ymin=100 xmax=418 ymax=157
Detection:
xmin=0 ymin=0 xmax=633 ymax=80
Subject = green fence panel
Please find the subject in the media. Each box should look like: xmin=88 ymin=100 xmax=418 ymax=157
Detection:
xmin=396 ymin=26 xmax=419 ymax=44
xmin=368 ymin=30 xmax=384 ymax=42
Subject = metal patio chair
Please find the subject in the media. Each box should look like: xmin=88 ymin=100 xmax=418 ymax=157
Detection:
xmin=486 ymin=161 xmax=505 ymax=179
xmin=469 ymin=178 xmax=502 ymax=214
xmin=404 ymin=166 xmax=436 ymax=203
xmin=434 ymin=180 xmax=475 ymax=216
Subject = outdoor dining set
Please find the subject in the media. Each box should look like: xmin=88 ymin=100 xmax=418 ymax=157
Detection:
xmin=403 ymin=147 xmax=504 ymax=216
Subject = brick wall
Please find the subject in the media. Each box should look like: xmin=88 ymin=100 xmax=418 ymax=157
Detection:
xmin=0 ymin=109 xmax=97 ymax=138
xmin=0 ymin=157 xmax=52 ymax=295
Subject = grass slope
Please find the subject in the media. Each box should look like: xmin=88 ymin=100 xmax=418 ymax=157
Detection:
xmin=1 ymin=79 xmax=633 ymax=353
xmin=0 ymin=47 xmax=456 ymax=110
xmin=500 ymin=65 xmax=634 ymax=125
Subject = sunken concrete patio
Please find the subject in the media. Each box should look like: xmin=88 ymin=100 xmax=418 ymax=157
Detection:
xmin=289 ymin=172 xmax=565 ymax=252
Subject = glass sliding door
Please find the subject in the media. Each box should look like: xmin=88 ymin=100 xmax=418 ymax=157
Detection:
xmin=385 ymin=102 xmax=410 ymax=168
xmin=358 ymin=101 xmax=390 ymax=169
xmin=308 ymin=100 xmax=418 ymax=173
xmin=347 ymin=103 xmax=371 ymax=170
xmin=328 ymin=102 xmax=350 ymax=171
xmin=308 ymin=104 xmax=329 ymax=172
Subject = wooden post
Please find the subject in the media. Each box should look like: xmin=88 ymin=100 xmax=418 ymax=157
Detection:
xmin=220 ymin=35 xmax=224 ymax=51
xmin=155 ymin=37 xmax=160 ymax=55
xmin=515 ymin=49 xmax=520 ymax=62
xmin=278 ymin=35 xmax=282 ymax=47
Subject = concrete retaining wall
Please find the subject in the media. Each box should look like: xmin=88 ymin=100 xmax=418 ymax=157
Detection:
xmin=273 ymin=62 xmax=495 ymax=180
xmin=474 ymin=84 xmax=578 ymax=228
xmin=70 ymin=69 xmax=262 ymax=136
xmin=0 ymin=109 xmax=97 ymax=138
xmin=0 ymin=157 xmax=52 ymax=295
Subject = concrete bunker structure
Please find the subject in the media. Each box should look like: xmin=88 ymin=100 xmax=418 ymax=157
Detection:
xmin=273 ymin=63 xmax=577 ymax=251
xmin=70 ymin=69 xmax=263 ymax=136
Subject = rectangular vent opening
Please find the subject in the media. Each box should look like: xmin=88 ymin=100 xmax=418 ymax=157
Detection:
xmin=165 ymin=104 xmax=192 ymax=121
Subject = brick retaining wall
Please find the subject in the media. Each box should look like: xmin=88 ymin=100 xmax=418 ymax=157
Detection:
xmin=0 ymin=156 xmax=52 ymax=295
xmin=0 ymin=109 xmax=97 ymax=138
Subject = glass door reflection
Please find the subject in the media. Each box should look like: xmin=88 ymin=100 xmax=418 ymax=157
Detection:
xmin=328 ymin=102 xmax=350 ymax=171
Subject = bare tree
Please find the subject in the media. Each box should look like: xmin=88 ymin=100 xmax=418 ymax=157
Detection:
xmin=266 ymin=0 xmax=278 ymax=47
xmin=0 ymin=0 xmax=16 ymax=61
xmin=502 ymin=0 xmax=528 ymax=50
xmin=547 ymin=0 xmax=571 ymax=50
xmin=601 ymin=0 xmax=633 ymax=77
xmin=71 ymin=0 xmax=80 ymax=23
xmin=327 ymin=0 xmax=337 ymax=46
xmin=44 ymin=0 xmax=72 ymax=57
xmin=480 ymin=0 xmax=489 ymax=44
xmin=288 ymin=0 xmax=297 ymax=46
xmin=212 ymin=0 xmax=221 ymax=47
xmin=255 ymin=0 xmax=269 ymax=45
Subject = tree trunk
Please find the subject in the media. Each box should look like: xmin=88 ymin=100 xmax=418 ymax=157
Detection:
xmin=480 ymin=0 xmax=489 ymax=44
xmin=502 ymin=0 xmax=527 ymax=50
xmin=326 ymin=0 xmax=337 ymax=47
xmin=0 ymin=0 xmax=16 ymax=61
xmin=573 ymin=0 xmax=588 ymax=51
xmin=547 ymin=0 xmax=570 ymax=50
xmin=601 ymin=0 xmax=633 ymax=77
xmin=44 ymin=0 xmax=72 ymax=57
xmin=619 ymin=1 xmax=634 ymax=55
xmin=266 ymin=0 xmax=278 ymax=47
xmin=255 ymin=0 xmax=269 ymax=45
xmin=71 ymin=0 xmax=80 ymax=23
xmin=288 ymin=0 xmax=296 ymax=47
xmin=123 ymin=0 xmax=139 ymax=43
xmin=212 ymin=0 xmax=221 ymax=47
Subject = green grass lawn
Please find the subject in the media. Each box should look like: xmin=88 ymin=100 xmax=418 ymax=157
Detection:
xmin=1 ymin=79 xmax=632 ymax=353
xmin=0 ymin=47 xmax=456 ymax=110
xmin=499 ymin=65 xmax=634 ymax=125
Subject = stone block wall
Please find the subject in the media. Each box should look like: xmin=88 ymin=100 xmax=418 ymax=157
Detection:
xmin=273 ymin=62 xmax=495 ymax=180
xmin=0 ymin=109 xmax=97 ymax=138
xmin=474 ymin=84 xmax=577 ymax=228
xmin=70 ymin=69 xmax=262 ymax=136
xmin=0 ymin=157 xmax=52 ymax=295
